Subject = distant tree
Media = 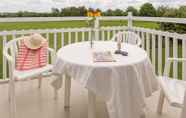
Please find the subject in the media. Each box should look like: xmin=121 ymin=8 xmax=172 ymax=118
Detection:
xmin=17 ymin=11 xmax=24 ymax=17
xmin=61 ymin=7 xmax=71 ymax=16
xmin=126 ymin=6 xmax=138 ymax=16
xmin=103 ymin=9 xmax=125 ymax=16
xmin=113 ymin=9 xmax=124 ymax=16
xmin=79 ymin=6 xmax=87 ymax=16
xmin=139 ymin=3 xmax=156 ymax=16
xmin=156 ymin=6 xmax=169 ymax=17
xmin=163 ymin=8 xmax=178 ymax=17
xmin=178 ymin=6 xmax=186 ymax=18
xmin=69 ymin=7 xmax=81 ymax=16
xmin=103 ymin=9 xmax=114 ymax=16
xmin=60 ymin=6 xmax=88 ymax=16
xmin=95 ymin=8 xmax=101 ymax=12
xmin=88 ymin=8 xmax=94 ymax=12
xmin=51 ymin=8 xmax=60 ymax=16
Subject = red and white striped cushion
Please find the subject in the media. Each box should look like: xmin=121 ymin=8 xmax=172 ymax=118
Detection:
xmin=16 ymin=40 xmax=48 ymax=71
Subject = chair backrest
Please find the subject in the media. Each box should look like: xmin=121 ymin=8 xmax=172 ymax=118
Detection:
xmin=112 ymin=31 xmax=141 ymax=46
xmin=3 ymin=37 xmax=23 ymax=70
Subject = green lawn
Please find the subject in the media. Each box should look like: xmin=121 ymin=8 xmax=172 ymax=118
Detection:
xmin=1 ymin=20 xmax=176 ymax=79
xmin=0 ymin=20 xmax=160 ymax=31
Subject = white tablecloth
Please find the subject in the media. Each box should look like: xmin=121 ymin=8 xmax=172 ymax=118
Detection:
xmin=52 ymin=41 xmax=158 ymax=118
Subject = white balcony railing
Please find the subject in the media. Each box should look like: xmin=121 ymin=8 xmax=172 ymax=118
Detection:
xmin=0 ymin=13 xmax=186 ymax=83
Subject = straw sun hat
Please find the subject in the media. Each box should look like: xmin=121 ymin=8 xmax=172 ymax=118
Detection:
xmin=24 ymin=33 xmax=47 ymax=50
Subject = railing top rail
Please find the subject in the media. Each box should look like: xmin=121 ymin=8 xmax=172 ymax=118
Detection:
xmin=99 ymin=16 xmax=186 ymax=24
xmin=100 ymin=26 xmax=128 ymax=30
xmin=0 ymin=16 xmax=185 ymax=24
xmin=0 ymin=27 xmax=91 ymax=35
xmin=132 ymin=26 xmax=186 ymax=39
xmin=0 ymin=17 xmax=91 ymax=23
xmin=132 ymin=16 xmax=186 ymax=24
xmin=97 ymin=16 xmax=128 ymax=21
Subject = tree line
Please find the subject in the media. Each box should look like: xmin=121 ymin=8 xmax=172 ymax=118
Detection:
xmin=0 ymin=3 xmax=186 ymax=18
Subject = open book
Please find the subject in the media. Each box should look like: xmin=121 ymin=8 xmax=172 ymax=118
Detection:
xmin=92 ymin=51 xmax=116 ymax=62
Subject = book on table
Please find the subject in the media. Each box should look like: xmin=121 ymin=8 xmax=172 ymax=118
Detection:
xmin=92 ymin=51 xmax=116 ymax=62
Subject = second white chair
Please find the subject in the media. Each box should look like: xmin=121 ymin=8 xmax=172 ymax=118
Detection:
xmin=157 ymin=58 xmax=186 ymax=118
xmin=111 ymin=31 xmax=141 ymax=46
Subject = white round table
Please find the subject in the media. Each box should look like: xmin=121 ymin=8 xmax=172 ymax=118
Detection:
xmin=58 ymin=41 xmax=147 ymax=67
xmin=53 ymin=41 xmax=158 ymax=118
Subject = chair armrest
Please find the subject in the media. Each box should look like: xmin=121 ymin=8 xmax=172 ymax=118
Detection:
xmin=3 ymin=49 xmax=15 ymax=76
xmin=3 ymin=47 xmax=14 ymax=64
xmin=131 ymin=32 xmax=142 ymax=47
xmin=48 ymin=47 xmax=56 ymax=64
xmin=163 ymin=58 xmax=186 ymax=76
xmin=136 ymin=36 xmax=142 ymax=47
xmin=3 ymin=51 xmax=14 ymax=63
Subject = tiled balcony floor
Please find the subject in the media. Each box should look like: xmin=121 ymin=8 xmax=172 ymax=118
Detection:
xmin=0 ymin=78 xmax=181 ymax=118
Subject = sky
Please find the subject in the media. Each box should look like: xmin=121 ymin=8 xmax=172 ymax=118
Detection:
xmin=0 ymin=0 xmax=186 ymax=12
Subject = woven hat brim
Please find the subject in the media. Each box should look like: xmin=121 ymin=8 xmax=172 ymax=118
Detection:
xmin=23 ymin=35 xmax=47 ymax=50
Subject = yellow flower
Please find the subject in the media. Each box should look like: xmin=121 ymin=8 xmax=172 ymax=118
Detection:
xmin=94 ymin=11 xmax=101 ymax=17
xmin=87 ymin=11 xmax=101 ymax=17
xmin=87 ymin=11 xmax=93 ymax=17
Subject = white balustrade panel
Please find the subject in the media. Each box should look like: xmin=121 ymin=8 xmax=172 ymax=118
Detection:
xmin=132 ymin=27 xmax=186 ymax=79
xmin=1 ymin=25 xmax=186 ymax=81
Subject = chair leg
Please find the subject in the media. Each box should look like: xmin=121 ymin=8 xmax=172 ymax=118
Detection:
xmin=8 ymin=83 xmax=11 ymax=102
xmin=54 ymin=88 xmax=58 ymax=100
xmin=157 ymin=90 xmax=165 ymax=115
xmin=140 ymin=108 xmax=146 ymax=118
xmin=38 ymin=77 xmax=42 ymax=89
xmin=52 ymin=75 xmax=63 ymax=100
xmin=88 ymin=90 xmax=96 ymax=118
xmin=180 ymin=91 xmax=186 ymax=118
xmin=64 ymin=75 xmax=71 ymax=108
xmin=9 ymin=80 xmax=16 ymax=118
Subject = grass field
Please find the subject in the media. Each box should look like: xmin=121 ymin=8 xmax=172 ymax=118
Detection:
xmin=0 ymin=20 xmax=160 ymax=31
xmin=1 ymin=20 xmax=181 ymax=79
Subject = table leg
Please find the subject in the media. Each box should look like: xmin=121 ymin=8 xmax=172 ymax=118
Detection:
xmin=88 ymin=90 xmax=96 ymax=118
xmin=140 ymin=110 xmax=146 ymax=118
xmin=64 ymin=75 xmax=71 ymax=108
xmin=140 ymin=108 xmax=147 ymax=118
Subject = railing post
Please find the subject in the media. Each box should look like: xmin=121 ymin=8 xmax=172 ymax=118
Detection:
xmin=128 ymin=12 xmax=133 ymax=31
xmin=94 ymin=17 xmax=99 ymax=41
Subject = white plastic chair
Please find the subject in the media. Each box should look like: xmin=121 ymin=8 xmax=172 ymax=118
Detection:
xmin=157 ymin=58 xmax=186 ymax=118
xmin=111 ymin=31 xmax=141 ymax=46
xmin=3 ymin=37 xmax=57 ymax=118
